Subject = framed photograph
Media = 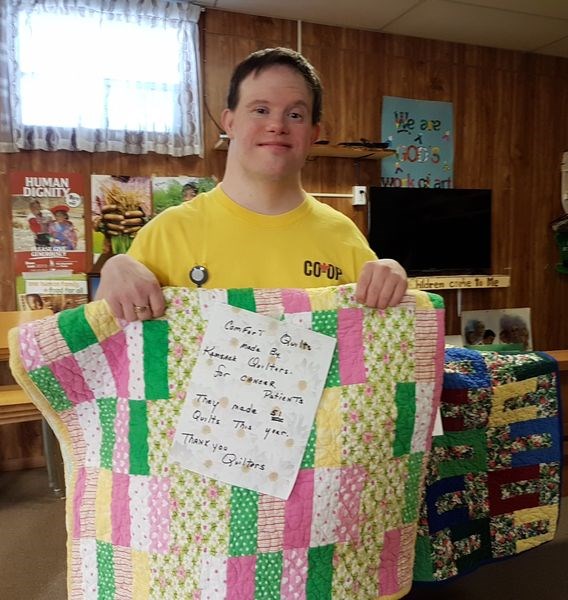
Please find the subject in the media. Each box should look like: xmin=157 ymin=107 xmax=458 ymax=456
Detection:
xmin=461 ymin=308 xmax=532 ymax=351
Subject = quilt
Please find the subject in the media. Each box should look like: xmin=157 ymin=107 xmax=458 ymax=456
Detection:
xmin=10 ymin=284 xmax=444 ymax=600
xmin=413 ymin=347 xmax=562 ymax=582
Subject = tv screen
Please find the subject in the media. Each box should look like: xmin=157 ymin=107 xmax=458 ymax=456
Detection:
xmin=368 ymin=187 xmax=492 ymax=276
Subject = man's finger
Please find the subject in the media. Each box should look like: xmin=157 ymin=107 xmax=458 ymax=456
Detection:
xmin=375 ymin=279 xmax=396 ymax=309
xmin=133 ymin=303 xmax=153 ymax=321
xmin=355 ymin=264 xmax=373 ymax=304
xmin=148 ymin=289 xmax=166 ymax=318
xmin=122 ymin=302 xmax=139 ymax=323
xmin=107 ymin=298 xmax=125 ymax=320
xmin=389 ymin=279 xmax=408 ymax=307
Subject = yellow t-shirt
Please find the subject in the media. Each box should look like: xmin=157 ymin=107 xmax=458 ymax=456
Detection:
xmin=128 ymin=185 xmax=377 ymax=289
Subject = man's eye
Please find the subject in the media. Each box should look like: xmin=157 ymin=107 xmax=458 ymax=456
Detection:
xmin=289 ymin=112 xmax=304 ymax=120
xmin=254 ymin=107 xmax=268 ymax=114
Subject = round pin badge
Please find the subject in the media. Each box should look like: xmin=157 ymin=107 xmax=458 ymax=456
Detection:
xmin=189 ymin=265 xmax=209 ymax=287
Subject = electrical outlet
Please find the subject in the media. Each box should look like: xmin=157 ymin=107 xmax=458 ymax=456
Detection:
xmin=352 ymin=185 xmax=367 ymax=205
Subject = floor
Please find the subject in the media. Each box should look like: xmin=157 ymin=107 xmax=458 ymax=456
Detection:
xmin=1 ymin=468 xmax=567 ymax=599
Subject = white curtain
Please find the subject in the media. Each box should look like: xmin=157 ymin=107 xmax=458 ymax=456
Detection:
xmin=0 ymin=0 xmax=203 ymax=156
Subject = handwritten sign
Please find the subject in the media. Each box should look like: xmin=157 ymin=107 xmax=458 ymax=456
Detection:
xmin=169 ymin=303 xmax=336 ymax=499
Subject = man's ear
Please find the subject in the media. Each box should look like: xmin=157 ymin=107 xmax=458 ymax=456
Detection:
xmin=221 ymin=109 xmax=235 ymax=139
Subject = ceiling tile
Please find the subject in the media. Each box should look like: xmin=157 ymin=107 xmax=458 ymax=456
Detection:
xmin=199 ymin=0 xmax=568 ymax=57
xmin=535 ymin=35 xmax=568 ymax=58
xmin=454 ymin=0 xmax=568 ymax=20
xmin=383 ymin=0 xmax=568 ymax=52
xmin=212 ymin=0 xmax=420 ymax=30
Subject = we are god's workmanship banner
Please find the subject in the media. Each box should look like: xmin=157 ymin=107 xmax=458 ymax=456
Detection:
xmin=381 ymin=97 xmax=454 ymax=188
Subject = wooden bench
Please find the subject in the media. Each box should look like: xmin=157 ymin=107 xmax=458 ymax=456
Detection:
xmin=0 ymin=310 xmax=52 ymax=423
xmin=0 ymin=309 xmax=64 ymax=496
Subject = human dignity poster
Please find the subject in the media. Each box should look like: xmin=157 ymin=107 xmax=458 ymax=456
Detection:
xmin=381 ymin=96 xmax=454 ymax=188
xmin=10 ymin=172 xmax=86 ymax=274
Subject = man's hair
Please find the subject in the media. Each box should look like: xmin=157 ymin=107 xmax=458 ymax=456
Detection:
xmin=226 ymin=47 xmax=323 ymax=125
xmin=182 ymin=182 xmax=198 ymax=193
xmin=465 ymin=319 xmax=483 ymax=333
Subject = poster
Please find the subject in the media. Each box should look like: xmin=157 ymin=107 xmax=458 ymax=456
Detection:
xmin=169 ymin=303 xmax=336 ymax=499
xmin=16 ymin=273 xmax=88 ymax=314
xmin=381 ymin=96 xmax=454 ymax=188
xmin=91 ymin=175 xmax=152 ymax=260
xmin=10 ymin=172 xmax=86 ymax=274
xmin=461 ymin=308 xmax=532 ymax=351
xmin=152 ymin=176 xmax=217 ymax=215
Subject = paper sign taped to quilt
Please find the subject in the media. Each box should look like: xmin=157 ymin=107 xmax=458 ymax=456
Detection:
xmin=169 ymin=303 xmax=336 ymax=498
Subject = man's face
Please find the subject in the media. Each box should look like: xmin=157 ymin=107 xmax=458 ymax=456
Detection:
xmin=183 ymin=188 xmax=197 ymax=201
xmin=221 ymin=65 xmax=320 ymax=182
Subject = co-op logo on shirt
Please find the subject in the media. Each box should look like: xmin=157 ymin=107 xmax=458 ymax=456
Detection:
xmin=303 ymin=260 xmax=343 ymax=280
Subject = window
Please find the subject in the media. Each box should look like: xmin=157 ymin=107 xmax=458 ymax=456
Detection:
xmin=0 ymin=1 xmax=202 ymax=156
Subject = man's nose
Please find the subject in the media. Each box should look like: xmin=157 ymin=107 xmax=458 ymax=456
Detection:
xmin=266 ymin=113 xmax=288 ymax=134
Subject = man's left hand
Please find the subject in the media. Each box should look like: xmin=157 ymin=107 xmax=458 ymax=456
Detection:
xmin=355 ymin=259 xmax=407 ymax=308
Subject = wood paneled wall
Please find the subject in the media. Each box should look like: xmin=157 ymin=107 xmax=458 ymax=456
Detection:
xmin=0 ymin=9 xmax=567 ymax=463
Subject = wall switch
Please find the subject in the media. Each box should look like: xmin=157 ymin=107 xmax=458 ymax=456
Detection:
xmin=352 ymin=185 xmax=367 ymax=205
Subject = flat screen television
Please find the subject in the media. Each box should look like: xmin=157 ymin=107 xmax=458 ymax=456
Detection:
xmin=368 ymin=187 xmax=492 ymax=276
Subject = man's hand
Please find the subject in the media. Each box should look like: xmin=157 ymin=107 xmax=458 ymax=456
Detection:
xmin=95 ymin=254 xmax=165 ymax=322
xmin=355 ymin=259 xmax=407 ymax=308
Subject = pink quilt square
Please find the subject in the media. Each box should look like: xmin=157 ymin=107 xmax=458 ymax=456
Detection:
xmin=282 ymin=289 xmax=311 ymax=314
xmin=283 ymin=469 xmax=314 ymax=549
xmin=51 ymin=354 xmax=95 ymax=405
xmin=226 ymin=555 xmax=256 ymax=600
xmin=101 ymin=331 xmax=130 ymax=399
xmin=338 ymin=308 xmax=366 ymax=385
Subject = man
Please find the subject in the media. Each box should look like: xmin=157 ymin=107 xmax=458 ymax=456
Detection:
xmin=96 ymin=47 xmax=407 ymax=321
xmin=182 ymin=182 xmax=198 ymax=202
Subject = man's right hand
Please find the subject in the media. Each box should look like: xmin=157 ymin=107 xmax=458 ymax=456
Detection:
xmin=95 ymin=254 xmax=165 ymax=322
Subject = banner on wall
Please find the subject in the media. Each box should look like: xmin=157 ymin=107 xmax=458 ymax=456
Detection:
xmin=10 ymin=172 xmax=86 ymax=274
xmin=380 ymin=96 xmax=454 ymax=188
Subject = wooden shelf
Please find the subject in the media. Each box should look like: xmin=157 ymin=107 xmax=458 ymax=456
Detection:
xmin=547 ymin=349 xmax=568 ymax=370
xmin=408 ymin=275 xmax=511 ymax=290
xmin=214 ymin=139 xmax=395 ymax=161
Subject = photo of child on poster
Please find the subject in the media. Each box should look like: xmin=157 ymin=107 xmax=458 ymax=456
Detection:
xmin=10 ymin=173 xmax=86 ymax=274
